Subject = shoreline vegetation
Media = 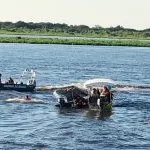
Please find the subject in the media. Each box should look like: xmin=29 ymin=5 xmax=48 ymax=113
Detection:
xmin=0 ymin=37 xmax=150 ymax=47
xmin=0 ymin=21 xmax=150 ymax=46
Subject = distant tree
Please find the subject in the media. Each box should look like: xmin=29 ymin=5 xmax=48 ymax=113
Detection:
xmin=0 ymin=21 xmax=148 ymax=39
xmin=15 ymin=21 xmax=28 ymax=28
xmin=143 ymin=32 xmax=150 ymax=37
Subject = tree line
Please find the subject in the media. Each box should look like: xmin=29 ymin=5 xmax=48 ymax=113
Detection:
xmin=0 ymin=21 xmax=150 ymax=38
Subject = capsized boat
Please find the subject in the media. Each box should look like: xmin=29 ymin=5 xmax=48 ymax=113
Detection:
xmin=54 ymin=78 xmax=114 ymax=110
xmin=54 ymin=85 xmax=89 ymax=108
xmin=0 ymin=69 xmax=36 ymax=92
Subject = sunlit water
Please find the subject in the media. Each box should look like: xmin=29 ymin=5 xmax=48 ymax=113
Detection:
xmin=0 ymin=43 xmax=150 ymax=150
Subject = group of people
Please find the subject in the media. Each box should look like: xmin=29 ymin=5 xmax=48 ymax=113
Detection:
xmin=74 ymin=95 xmax=88 ymax=108
xmin=73 ymin=86 xmax=113 ymax=108
xmin=0 ymin=73 xmax=14 ymax=84
xmin=90 ymin=86 xmax=113 ymax=103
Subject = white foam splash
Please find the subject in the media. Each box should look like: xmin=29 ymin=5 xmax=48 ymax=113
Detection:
xmin=5 ymin=98 xmax=44 ymax=103
xmin=115 ymin=86 xmax=150 ymax=92
xmin=53 ymin=90 xmax=62 ymax=99
xmin=115 ymin=87 xmax=135 ymax=92
xmin=36 ymin=84 xmax=75 ymax=91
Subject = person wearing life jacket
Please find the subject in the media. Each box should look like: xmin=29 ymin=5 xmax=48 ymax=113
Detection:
xmin=100 ymin=86 xmax=113 ymax=103
xmin=24 ymin=95 xmax=31 ymax=101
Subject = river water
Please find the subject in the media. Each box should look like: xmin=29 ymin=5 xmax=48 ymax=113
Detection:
xmin=0 ymin=43 xmax=150 ymax=150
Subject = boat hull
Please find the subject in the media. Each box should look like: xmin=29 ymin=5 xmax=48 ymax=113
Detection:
xmin=55 ymin=86 xmax=89 ymax=108
xmin=0 ymin=83 xmax=35 ymax=92
xmin=89 ymin=102 xmax=112 ymax=112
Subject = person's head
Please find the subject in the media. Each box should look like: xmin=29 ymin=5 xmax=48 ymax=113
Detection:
xmin=92 ymin=88 xmax=97 ymax=94
xmin=103 ymin=86 xmax=109 ymax=91
xmin=93 ymin=88 xmax=96 ymax=91
xmin=26 ymin=95 xmax=29 ymax=98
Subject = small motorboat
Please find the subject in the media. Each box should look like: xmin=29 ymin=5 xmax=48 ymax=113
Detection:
xmin=54 ymin=79 xmax=114 ymax=111
xmin=54 ymin=85 xmax=89 ymax=108
xmin=0 ymin=69 xmax=36 ymax=92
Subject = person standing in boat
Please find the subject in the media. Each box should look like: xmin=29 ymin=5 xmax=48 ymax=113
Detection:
xmin=96 ymin=88 xmax=100 ymax=97
xmin=100 ymin=86 xmax=113 ymax=102
xmin=8 ymin=77 xmax=14 ymax=84
xmin=89 ymin=88 xmax=100 ymax=106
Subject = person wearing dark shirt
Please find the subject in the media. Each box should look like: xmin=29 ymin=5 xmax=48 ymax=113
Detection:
xmin=8 ymin=77 xmax=14 ymax=84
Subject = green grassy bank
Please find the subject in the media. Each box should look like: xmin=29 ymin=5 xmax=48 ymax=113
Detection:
xmin=0 ymin=37 xmax=150 ymax=47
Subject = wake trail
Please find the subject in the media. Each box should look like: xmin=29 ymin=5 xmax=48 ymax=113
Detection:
xmin=114 ymin=84 xmax=150 ymax=92
xmin=5 ymin=98 xmax=45 ymax=104
xmin=36 ymin=85 xmax=75 ymax=91
xmin=36 ymin=78 xmax=150 ymax=93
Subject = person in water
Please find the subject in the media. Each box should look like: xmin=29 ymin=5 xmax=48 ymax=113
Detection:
xmin=100 ymin=86 xmax=113 ymax=102
xmin=25 ymin=95 xmax=31 ymax=101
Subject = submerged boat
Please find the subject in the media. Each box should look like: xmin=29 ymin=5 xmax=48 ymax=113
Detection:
xmin=54 ymin=79 xmax=114 ymax=111
xmin=0 ymin=69 xmax=36 ymax=92
xmin=54 ymin=86 xmax=89 ymax=108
